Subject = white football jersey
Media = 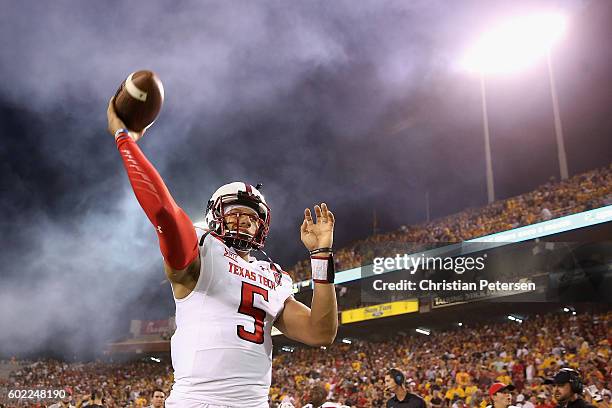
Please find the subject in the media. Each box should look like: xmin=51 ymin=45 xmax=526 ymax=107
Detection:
xmin=168 ymin=231 xmax=293 ymax=407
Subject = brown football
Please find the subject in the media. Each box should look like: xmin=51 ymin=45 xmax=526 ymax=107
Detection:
xmin=113 ymin=70 xmax=164 ymax=132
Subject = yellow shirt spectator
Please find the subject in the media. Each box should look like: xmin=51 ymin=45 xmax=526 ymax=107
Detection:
xmin=496 ymin=374 xmax=511 ymax=384
xmin=456 ymin=371 xmax=470 ymax=386
xmin=445 ymin=386 xmax=466 ymax=400
xmin=465 ymin=385 xmax=478 ymax=396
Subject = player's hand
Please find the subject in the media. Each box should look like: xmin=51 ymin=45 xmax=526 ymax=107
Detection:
xmin=301 ymin=203 xmax=334 ymax=252
xmin=106 ymin=97 xmax=146 ymax=142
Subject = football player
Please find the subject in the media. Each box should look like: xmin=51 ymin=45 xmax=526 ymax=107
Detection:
xmin=107 ymin=99 xmax=338 ymax=408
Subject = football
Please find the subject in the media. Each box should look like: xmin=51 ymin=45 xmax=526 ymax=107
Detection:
xmin=113 ymin=70 xmax=164 ymax=132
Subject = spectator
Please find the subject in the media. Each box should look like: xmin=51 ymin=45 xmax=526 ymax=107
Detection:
xmin=488 ymin=383 xmax=515 ymax=408
xmin=549 ymin=369 xmax=596 ymax=408
xmin=146 ymin=389 xmax=165 ymax=408
xmin=385 ymin=368 xmax=427 ymax=408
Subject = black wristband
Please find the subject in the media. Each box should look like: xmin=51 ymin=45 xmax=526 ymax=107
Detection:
xmin=309 ymin=247 xmax=333 ymax=256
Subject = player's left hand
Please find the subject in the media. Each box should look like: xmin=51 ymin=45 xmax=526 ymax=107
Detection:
xmin=301 ymin=203 xmax=334 ymax=252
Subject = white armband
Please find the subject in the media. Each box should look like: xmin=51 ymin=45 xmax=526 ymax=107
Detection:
xmin=311 ymin=255 xmax=334 ymax=284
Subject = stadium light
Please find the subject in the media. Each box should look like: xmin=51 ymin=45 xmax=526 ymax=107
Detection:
xmin=342 ymin=338 xmax=352 ymax=344
xmin=457 ymin=322 xmax=463 ymax=327
xmin=564 ymin=306 xmax=576 ymax=314
xmin=460 ymin=12 xmax=568 ymax=75
xmin=460 ymin=11 xmax=570 ymax=190
xmin=150 ymin=357 xmax=161 ymax=363
xmin=415 ymin=328 xmax=431 ymax=336
xmin=508 ymin=314 xmax=523 ymax=323
xmin=281 ymin=346 xmax=295 ymax=353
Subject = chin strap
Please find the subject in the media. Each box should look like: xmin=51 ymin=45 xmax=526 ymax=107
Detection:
xmin=199 ymin=230 xmax=212 ymax=247
xmin=228 ymin=235 xmax=258 ymax=251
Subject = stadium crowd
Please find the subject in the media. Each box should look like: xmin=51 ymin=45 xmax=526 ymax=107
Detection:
xmin=0 ymin=359 xmax=171 ymax=408
xmin=1 ymin=310 xmax=610 ymax=407
xmin=268 ymin=310 xmax=611 ymax=407
xmin=288 ymin=164 xmax=612 ymax=282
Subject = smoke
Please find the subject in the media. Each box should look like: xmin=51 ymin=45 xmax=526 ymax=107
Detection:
xmin=0 ymin=190 xmax=158 ymax=355
xmin=0 ymin=0 xmax=597 ymax=357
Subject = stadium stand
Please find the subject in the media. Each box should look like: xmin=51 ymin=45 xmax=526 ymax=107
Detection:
xmin=289 ymin=164 xmax=612 ymax=282
xmin=1 ymin=309 xmax=610 ymax=407
xmin=269 ymin=309 xmax=611 ymax=407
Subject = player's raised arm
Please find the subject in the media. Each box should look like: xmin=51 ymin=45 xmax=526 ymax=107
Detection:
xmin=106 ymin=98 xmax=200 ymax=282
xmin=275 ymin=203 xmax=338 ymax=346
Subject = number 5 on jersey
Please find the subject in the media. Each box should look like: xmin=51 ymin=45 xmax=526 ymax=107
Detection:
xmin=237 ymin=282 xmax=269 ymax=344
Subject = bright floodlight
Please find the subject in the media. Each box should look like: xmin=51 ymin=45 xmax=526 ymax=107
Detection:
xmin=415 ymin=328 xmax=430 ymax=336
xmin=461 ymin=12 xmax=568 ymax=74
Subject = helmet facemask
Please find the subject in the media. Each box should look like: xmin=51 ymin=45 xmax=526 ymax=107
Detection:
xmin=206 ymin=191 xmax=270 ymax=251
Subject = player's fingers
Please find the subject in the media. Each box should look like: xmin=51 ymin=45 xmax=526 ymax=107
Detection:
xmin=321 ymin=202 xmax=329 ymax=222
xmin=107 ymin=98 xmax=117 ymax=135
xmin=108 ymin=96 xmax=117 ymax=114
xmin=314 ymin=205 xmax=322 ymax=223
xmin=130 ymin=128 xmax=146 ymax=142
xmin=107 ymin=99 xmax=114 ymax=122
xmin=304 ymin=208 xmax=313 ymax=224
xmin=328 ymin=210 xmax=335 ymax=224
xmin=300 ymin=218 xmax=308 ymax=233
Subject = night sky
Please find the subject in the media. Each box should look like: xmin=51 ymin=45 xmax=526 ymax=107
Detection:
xmin=1 ymin=0 xmax=610 ymax=357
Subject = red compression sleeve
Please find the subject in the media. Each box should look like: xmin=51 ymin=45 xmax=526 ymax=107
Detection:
xmin=115 ymin=132 xmax=198 ymax=270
